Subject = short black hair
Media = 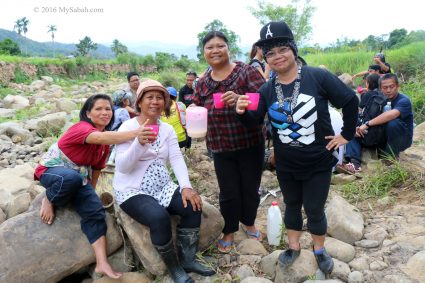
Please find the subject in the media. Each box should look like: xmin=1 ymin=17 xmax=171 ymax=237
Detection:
xmin=79 ymin=94 xmax=114 ymax=131
xmin=127 ymin=71 xmax=139 ymax=82
xmin=202 ymin=31 xmax=228 ymax=47
xmin=379 ymin=73 xmax=399 ymax=88
xmin=186 ymin=71 xmax=197 ymax=77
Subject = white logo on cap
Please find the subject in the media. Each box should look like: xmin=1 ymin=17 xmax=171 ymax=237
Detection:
xmin=265 ymin=24 xmax=273 ymax=38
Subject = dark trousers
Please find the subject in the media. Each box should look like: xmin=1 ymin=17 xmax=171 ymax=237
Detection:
xmin=346 ymin=118 xmax=412 ymax=165
xmin=120 ymin=189 xmax=201 ymax=246
xmin=40 ymin=167 xmax=106 ymax=244
xmin=213 ymin=143 xmax=264 ymax=234
xmin=277 ymin=170 xmax=332 ymax=236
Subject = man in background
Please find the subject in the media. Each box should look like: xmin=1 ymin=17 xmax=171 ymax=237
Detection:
xmin=179 ymin=71 xmax=197 ymax=107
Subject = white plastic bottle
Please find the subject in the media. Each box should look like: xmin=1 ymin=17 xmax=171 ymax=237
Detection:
xmin=267 ymin=201 xmax=283 ymax=246
xmin=383 ymin=101 xmax=392 ymax=112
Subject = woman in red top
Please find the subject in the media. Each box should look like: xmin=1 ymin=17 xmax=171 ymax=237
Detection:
xmin=34 ymin=94 xmax=148 ymax=279
xmin=193 ymin=31 xmax=266 ymax=253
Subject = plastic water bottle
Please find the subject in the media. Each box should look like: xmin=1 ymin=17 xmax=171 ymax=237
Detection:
xmin=383 ymin=102 xmax=392 ymax=112
xmin=267 ymin=201 xmax=283 ymax=246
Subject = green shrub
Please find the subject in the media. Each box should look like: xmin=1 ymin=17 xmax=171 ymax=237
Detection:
xmin=0 ymin=87 xmax=13 ymax=99
xmin=157 ymin=70 xmax=185 ymax=88
xmin=64 ymin=59 xmax=78 ymax=78
xmin=13 ymin=66 xmax=31 ymax=84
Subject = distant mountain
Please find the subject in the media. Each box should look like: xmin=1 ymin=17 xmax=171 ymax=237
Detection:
xmin=126 ymin=41 xmax=251 ymax=61
xmin=0 ymin=28 xmax=251 ymax=61
xmin=126 ymin=42 xmax=198 ymax=59
xmin=0 ymin=28 xmax=114 ymax=58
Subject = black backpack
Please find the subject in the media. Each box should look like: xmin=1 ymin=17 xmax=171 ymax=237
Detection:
xmin=358 ymin=90 xmax=387 ymax=147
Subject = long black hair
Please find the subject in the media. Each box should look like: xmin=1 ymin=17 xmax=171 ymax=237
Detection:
xmin=79 ymin=94 xmax=114 ymax=131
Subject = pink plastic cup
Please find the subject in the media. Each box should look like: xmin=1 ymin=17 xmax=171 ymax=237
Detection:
xmin=148 ymin=125 xmax=159 ymax=141
xmin=246 ymin=93 xmax=260 ymax=110
xmin=213 ymin=92 xmax=225 ymax=109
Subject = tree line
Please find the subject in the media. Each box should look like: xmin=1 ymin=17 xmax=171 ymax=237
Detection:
xmin=2 ymin=0 xmax=424 ymax=60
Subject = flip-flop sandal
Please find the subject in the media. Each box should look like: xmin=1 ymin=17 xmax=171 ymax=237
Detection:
xmin=242 ymin=227 xmax=263 ymax=241
xmin=216 ymin=239 xmax=234 ymax=253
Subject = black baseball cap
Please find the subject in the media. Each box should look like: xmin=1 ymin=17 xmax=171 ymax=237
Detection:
xmin=255 ymin=21 xmax=294 ymax=47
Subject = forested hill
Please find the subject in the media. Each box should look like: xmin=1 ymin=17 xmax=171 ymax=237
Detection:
xmin=0 ymin=28 xmax=114 ymax=58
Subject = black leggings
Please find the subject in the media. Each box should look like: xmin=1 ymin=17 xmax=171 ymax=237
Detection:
xmin=120 ymin=189 xmax=201 ymax=246
xmin=277 ymin=170 xmax=332 ymax=236
xmin=213 ymin=143 xmax=264 ymax=234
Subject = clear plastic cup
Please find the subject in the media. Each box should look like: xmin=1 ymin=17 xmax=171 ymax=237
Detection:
xmin=246 ymin=93 xmax=260 ymax=110
xmin=213 ymin=92 xmax=225 ymax=109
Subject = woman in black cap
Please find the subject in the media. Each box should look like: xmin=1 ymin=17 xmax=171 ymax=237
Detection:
xmin=236 ymin=21 xmax=359 ymax=274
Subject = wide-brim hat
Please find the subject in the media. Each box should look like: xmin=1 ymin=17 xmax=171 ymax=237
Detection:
xmin=136 ymin=79 xmax=169 ymax=103
xmin=255 ymin=21 xmax=294 ymax=47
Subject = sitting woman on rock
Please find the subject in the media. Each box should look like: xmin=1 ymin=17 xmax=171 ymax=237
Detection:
xmin=34 ymin=94 xmax=148 ymax=279
xmin=113 ymin=79 xmax=215 ymax=283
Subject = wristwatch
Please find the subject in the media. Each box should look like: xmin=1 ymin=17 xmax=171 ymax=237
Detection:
xmin=364 ymin=121 xmax=370 ymax=127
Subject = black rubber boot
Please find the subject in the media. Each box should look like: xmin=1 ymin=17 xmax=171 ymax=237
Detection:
xmin=278 ymin=248 xmax=301 ymax=268
xmin=176 ymin=227 xmax=216 ymax=276
xmin=154 ymin=240 xmax=194 ymax=283
xmin=313 ymin=247 xmax=334 ymax=274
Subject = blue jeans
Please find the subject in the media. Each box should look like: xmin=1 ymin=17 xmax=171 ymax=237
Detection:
xmin=40 ymin=167 xmax=106 ymax=244
xmin=120 ymin=189 xmax=201 ymax=246
xmin=345 ymin=118 xmax=412 ymax=165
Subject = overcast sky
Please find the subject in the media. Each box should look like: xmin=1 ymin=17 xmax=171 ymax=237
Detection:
xmin=1 ymin=0 xmax=423 ymax=48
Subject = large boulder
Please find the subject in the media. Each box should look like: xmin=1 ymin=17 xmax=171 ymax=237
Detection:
xmin=0 ymin=194 xmax=123 ymax=283
xmin=2 ymin=94 xmax=30 ymax=109
xmin=274 ymin=249 xmax=318 ymax=283
xmin=25 ymin=112 xmax=67 ymax=137
xmin=0 ymin=163 xmax=34 ymax=213
xmin=56 ymin=98 xmax=78 ymax=114
xmin=117 ymin=199 xmax=224 ymax=276
xmin=326 ymin=194 xmax=364 ymax=244
xmin=0 ymin=122 xmax=33 ymax=143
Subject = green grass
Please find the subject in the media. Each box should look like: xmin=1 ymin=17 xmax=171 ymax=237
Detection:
xmin=401 ymin=73 xmax=425 ymax=125
xmin=338 ymin=160 xmax=423 ymax=202
xmin=0 ymin=104 xmax=54 ymax=123
xmin=304 ymin=41 xmax=425 ymax=82
xmin=0 ymin=87 xmax=14 ymax=99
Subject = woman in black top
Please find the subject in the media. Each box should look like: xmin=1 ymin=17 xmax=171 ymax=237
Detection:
xmin=236 ymin=21 xmax=359 ymax=274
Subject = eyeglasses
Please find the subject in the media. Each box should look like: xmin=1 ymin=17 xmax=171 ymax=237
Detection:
xmin=265 ymin=46 xmax=292 ymax=60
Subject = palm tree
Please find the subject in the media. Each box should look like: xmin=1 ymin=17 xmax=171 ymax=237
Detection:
xmin=47 ymin=25 xmax=57 ymax=57
xmin=21 ymin=17 xmax=29 ymax=37
xmin=13 ymin=19 xmax=23 ymax=35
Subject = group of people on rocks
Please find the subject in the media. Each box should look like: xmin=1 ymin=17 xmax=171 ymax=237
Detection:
xmin=34 ymin=20 xmax=414 ymax=282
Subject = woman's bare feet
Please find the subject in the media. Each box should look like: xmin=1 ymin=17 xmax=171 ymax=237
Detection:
xmin=40 ymin=197 xmax=55 ymax=225
xmin=95 ymin=261 xmax=122 ymax=279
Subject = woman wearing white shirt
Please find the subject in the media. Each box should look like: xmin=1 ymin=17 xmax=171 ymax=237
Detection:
xmin=113 ymin=79 xmax=214 ymax=283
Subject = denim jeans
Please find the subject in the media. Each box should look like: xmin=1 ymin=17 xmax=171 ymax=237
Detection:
xmin=345 ymin=118 xmax=412 ymax=165
xmin=40 ymin=167 xmax=106 ymax=244
xmin=120 ymin=189 xmax=201 ymax=246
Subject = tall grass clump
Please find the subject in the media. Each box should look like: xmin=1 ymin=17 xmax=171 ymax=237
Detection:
xmin=303 ymin=51 xmax=371 ymax=75
xmin=338 ymin=161 xmax=423 ymax=203
xmin=401 ymin=72 xmax=425 ymax=125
